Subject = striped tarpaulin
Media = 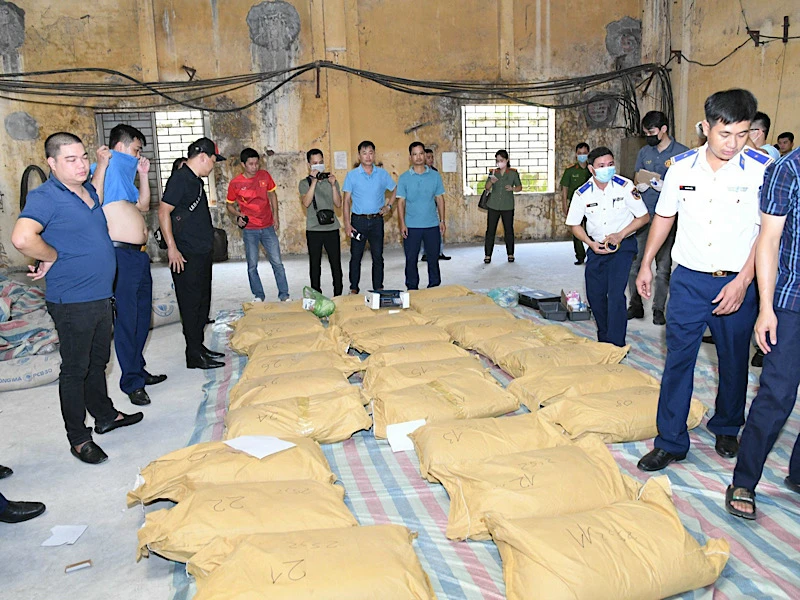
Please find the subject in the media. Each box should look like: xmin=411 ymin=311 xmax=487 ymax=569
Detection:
xmin=167 ymin=301 xmax=800 ymax=600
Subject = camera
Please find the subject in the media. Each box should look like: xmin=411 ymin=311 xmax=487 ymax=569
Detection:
xmin=315 ymin=171 xmax=331 ymax=181
xmin=237 ymin=215 xmax=249 ymax=229
xmin=350 ymin=228 xmax=363 ymax=241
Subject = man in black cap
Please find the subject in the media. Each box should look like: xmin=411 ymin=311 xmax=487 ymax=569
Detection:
xmin=158 ymin=137 xmax=227 ymax=369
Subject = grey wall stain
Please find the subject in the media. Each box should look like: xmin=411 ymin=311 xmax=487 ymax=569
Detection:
xmin=5 ymin=111 xmax=39 ymax=140
xmin=606 ymin=16 xmax=642 ymax=70
xmin=0 ymin=1 xmax=25 ymax=73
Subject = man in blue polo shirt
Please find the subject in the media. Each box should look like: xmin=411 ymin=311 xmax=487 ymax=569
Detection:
xmin=396 ymin=142 xmax=446 ymax=289
xmin=12 ymin=132 xmax=143 ymax=465
xmin=342 ymin=140 xmax=396 ymax=294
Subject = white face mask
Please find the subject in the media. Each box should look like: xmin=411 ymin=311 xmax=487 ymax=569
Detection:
xmin=496 ymin=161 xmax=506 ymax=169
xmin=310 ymin=163 xmax=326 ymax=172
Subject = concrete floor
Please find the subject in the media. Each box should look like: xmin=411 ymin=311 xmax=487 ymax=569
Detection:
xmin=0 ymin=240 xmax=670 ymax=599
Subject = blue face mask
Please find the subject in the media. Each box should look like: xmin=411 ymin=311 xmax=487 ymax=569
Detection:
xmin=593 ymin=166 xmax=615 ymax=183
xmin=576 ymin=154 xmax=588 ymax=163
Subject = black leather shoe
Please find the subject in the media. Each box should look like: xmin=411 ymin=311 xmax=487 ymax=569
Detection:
xmin=420 ymin=255 xmax=427 ymax=262
xmin=653 ymin=309 xmax=666 ymax=326
xmin=715 ymin=435 xmax=739 ymax=458
xmin=0 ymin=500 xmax=46 ymax=523
xmin=439 ymin=254 xmax=451 ymax=261
xmin=574 ymin=259 xmax=584 ymax=265
xmin=202 ymin=345 xmax=224 ymax=358
xmin=187 ymin=355 xmax=224 ymax=370
xmin=702 ymin=335 xmax=715 ymax=344
xmin=144 ymin=372 xmax=167 ymax=386
xmin=94 ymin=411 xmax=143 ymax=435
xmin=785 ymin=476 xmax=800 ymax=494
xmin=637 ymin=448 xmax=686 ymax=472
xmin=128 ymin=388 xmax=151 ymax=406
xmin=751 ymin=349 xmax=764 ymax=368
xmin=0 ymin=465 xmax=13 ymax=479
xmin=627 ymin=305 xmax=644 ymax=320
xmin=70 ymin=441 xmax=108 ymax=464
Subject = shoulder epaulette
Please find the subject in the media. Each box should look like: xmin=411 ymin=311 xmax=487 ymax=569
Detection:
xmin=743 ymin=147 xmax=772 ymax=165
xmin=665 ymin=147 xmax=699 ymax=168
xmin=611 ymin=175 xmax=628 ymax=187
xmin=576 ymin=180 xmax=593 ymax=195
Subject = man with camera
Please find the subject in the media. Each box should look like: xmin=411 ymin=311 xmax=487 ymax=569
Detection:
xmin=299 ymin=149 xmax=343 ymax=297
xmin=226 ymin=148 xmax=290 ymax=302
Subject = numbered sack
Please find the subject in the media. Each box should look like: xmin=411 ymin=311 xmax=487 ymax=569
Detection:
xmin=485 ymin=477 xmax=729 ymax=600
xmin=365 ymin=341 xmax=472 ymax=368
xmin=437 ymin=437 xmax=632 ymax=540
xmin=506 ymin=364 xmax=660 ymax=410
xmin=444 ymin=318 xmax=541 ymax=350
xmin=225 ymin=388 xmax=372 ymax=444
xmin=127 ymin=437 xmax=335 ymax=506
xmin=497 ymin=342 xmax=629 ymax=378
xmin=537 ymin=385 xmax=708 ymax=443
xmin=247 ymin=330 xmax=346 ymax=362
xmin=188 ymin=525 xmax=436 ymax=600
xmin=230 ymin=315 xmax=326 ymax=355
xmin=410 ymin=413 xmax=571 ymax=483
xmin=425 ymin=305 xmax=518 ymax=329
xmin=242 ymin=300 xmax=306 ymax=314
xmin=336 ymin=311 xmax=431 ymax=336
xmin=408 ymin=284 xmax=475 ymax=307
xmin=347 ymin=324 xmax=451 ymax=354
xmin=362 ymin=356 xmax=487 ymax=395
xmin=136 ymin=481 xmax=358 ymax=563
xmin=229 ymin=368 xmax=352 ymax=408
xmin=239 ymin=350 xmax=363 ymax=382
xmin=372 ymin=370 xmax=519 ymax=439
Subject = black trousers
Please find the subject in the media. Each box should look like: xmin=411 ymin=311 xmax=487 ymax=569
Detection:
xmin=485 ymin=208 xmax=515 ymax=257
xmin=171 ymin=251 xmax=212 ymax=360
xmin=47 ymin=298 xmax=118 ymax=446
xmin=306 ymin=230 xmax=343 ymax=297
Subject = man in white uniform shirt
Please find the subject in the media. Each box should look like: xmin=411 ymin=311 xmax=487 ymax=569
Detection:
xmin=636 ymin=89 xmax=772 ymax=471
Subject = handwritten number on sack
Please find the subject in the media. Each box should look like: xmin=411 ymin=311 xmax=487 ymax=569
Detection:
xmin=442 ymin=430 xmax=463 ymax=444
xmin=269 ymin=559 xmax=307 ymax=584
xmin=210 ymin=496 xmax=246 ymax=512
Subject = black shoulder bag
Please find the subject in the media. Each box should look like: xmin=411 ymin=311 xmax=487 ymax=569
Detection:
xmin=309 ymin=176 xmax=336 ymax=225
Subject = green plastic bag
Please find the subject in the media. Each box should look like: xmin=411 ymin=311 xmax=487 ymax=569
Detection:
xmin=303 ymin=286 xmax=336 ymax=318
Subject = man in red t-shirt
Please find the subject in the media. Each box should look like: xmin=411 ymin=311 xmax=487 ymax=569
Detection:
xmin=226 ymin=148 xmax=289 ymax=301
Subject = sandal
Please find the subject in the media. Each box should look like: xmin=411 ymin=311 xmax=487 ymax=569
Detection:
xmin=725 ymin=485 xmax=757 ymax=520
xmin=484 ymin=257 xmax=491 ymax=264
xmin=508 ymin=256 xmax=515 ymax=263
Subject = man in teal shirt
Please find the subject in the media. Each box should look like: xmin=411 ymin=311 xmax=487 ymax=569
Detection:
xmin=396 ymin=142 xmax=446 ymax=289
xmin=559 ymin=142 xmax=591 ymax=265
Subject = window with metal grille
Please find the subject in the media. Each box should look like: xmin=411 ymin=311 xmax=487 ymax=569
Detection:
xmin=461 ymin=104 xmax=555 ymax=195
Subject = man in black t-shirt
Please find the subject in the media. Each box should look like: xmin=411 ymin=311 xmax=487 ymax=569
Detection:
xmin=158 ymin=137 xmax=226 ymax=369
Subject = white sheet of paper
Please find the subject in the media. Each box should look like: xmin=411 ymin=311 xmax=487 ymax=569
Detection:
xmin=386 ymin=419 xmax=426 ymax=452
xmin=334 ymin=151 xmax=348 ymax=170
xmin=224 ymin=436 xmax=296 ymax=459
xmin=42 ymin=525 xmax=87 ymax=547
xmin=441 ymin=152 xmax=458 ymax=173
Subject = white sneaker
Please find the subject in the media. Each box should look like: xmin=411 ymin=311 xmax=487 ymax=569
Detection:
xmin=253 ymin=297 xmax=264 ymax=302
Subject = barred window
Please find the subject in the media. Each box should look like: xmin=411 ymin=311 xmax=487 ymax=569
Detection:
xmin=461 ymin=104 xmax=555 ymax=195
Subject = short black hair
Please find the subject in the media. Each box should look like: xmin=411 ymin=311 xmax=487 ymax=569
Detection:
xmin=45 ymin=132 xmax=83 ymax=159
xmin=778 ymin=131 xmax=794 ymax=143
xmin=704 ymin=89 xmax=757 ymax=126
xmin=752 ymin=112 xmax=771 ymax=135
xmin=424 ymin=148 xmax=434 ymax=154
xmin=108 ymin=124 xmax=146 ymax=149
xmin=587 ymin=146 xmax=613 ymax=166
xmin=358 ymin=140 xmax=375 ymax=153
xmin=409 ymin=141 xmax=425 ymax=154
xmin=240 ymin=148 xmax=260 ymax=163
xmin=171 ymin=157 xmax=187 ymax=174
xmin=306 ymin=148 xmax=323 ymax=163
xmin=575 ymin=142 xmax=589 ymax=152
xmin=495 ymin=149 xmax=509 ymax=160
xmin=641 ymin=110 xmax=668 ymax=131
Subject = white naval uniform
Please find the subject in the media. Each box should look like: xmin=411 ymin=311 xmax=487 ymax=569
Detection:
xmin=566 ymin=175 xmax=649 ymax=241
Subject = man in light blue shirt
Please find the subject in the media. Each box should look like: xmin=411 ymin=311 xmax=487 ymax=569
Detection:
xmin=342 ymin=140 xmax=396 ymax=293
xmin=396 ymin=142 xmax=446 ymax=289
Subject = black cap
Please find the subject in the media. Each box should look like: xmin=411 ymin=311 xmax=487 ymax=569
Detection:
xmin=189 ymin=137 xmax=226 ymax=161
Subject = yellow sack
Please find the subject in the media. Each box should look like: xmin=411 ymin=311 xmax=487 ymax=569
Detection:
xmin=372 ymin=371 xmax=519 ymax=438
xmin=498 ymin=342 xmax=629 ymax=377
xmin=337 ymin=310 xmax=431 ymax=336
xmin=365 ymin=341 xmax=472 ymax=368
xmin=538 ymin=385 xmax=708 ymax=443
xmin=247 ymin=330 xmax=346 ymax=361
xmin=327 ymin=303 xmax=376 ymax=326
xmin=225 ymin=388 xmax=372 ymax=444
xmin=472 ymin=330 xmax=548 ymax=362
xmin=348 ymin=324 xmax=452 ymax=354
xmin=239 ymin=350 xmax=363 ymax=382
xmin=408 ymin=284 xmax=474 ymax=307
xmin=136 ymin=481 xmax=357 ymax=563
xmin=412 ymin=294 xmax=496 ymax=313
xmin=232 ymin=310 xmax=322 ymax=330
xmin=485 ymin=477 xmax=729 ymax=600
xmin=438 ymin=437 xmax=632 ymax=540
xmin=444 ymin=318 xmax=541 ymax=349
xmin=362 ymin=356 xmax=487 ymax=394
xmin=242 ymin=300 xmax=306 ymax=314
xmin=126 ymin=436 xmax=335 ymax=506
xmin=230 ymin=318 xmax=326 ymax=355
xmin=229 ymin=368 xmax=352 ymax=408
xmin=506 ymin=364 xmax=660 ymax=410
xmin=426 ymin=307 xmax=518 ymax=329
xmin=188 ymin=525 xmax=436 ymax=600
xmin=410 ymin=413 xmax=571 ymax=482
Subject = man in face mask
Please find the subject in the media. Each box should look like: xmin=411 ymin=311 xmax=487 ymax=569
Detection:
xmin=628 ymin=111 xmax=689 ymax=325
xmin=565 ymin=147 xmax=650 ymax=347
xmin=559 ymin=142 xmax=591 ymax=265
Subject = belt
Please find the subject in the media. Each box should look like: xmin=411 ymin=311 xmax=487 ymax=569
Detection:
xmin=710 ymin=270 xmax=737 ymax=277
xmin=112 ymin=241 xmax=147 ymax=252
xmin=352 ymin=213 xmax=382 ymax=219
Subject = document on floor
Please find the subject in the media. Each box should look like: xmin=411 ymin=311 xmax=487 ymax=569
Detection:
xmin=387 ymin=419 xmax=426 ymax=452
xmin=42 ymin=525 xmax=88 ymax=547
xmin=224 ymin=435 xmax=296 ymax=459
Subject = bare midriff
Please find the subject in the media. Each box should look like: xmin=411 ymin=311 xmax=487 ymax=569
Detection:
xmin=103 ymin=201 xmax=148 ymax=245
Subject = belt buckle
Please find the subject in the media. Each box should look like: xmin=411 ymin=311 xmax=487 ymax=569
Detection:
xmin=139 ymin=244 xmax=147 ymax=252
xmin=711 ymin=270 xmax=727 ymax=277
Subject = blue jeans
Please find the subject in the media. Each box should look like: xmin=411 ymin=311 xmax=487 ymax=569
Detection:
xmin=242 ymin=226 xmax=289 ymax=300
xmin=404 ymin=227 xmax=441 ymax=289
xmin=349 ymin=214 xmax=384 ymax=293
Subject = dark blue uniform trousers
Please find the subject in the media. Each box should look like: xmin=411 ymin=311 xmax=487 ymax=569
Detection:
xmin=733 ymin=307 xmax=800 ymax=491
xmin=114 ymin=247 xmax=153 ymax=394
xmin=655 ymin=266 xmax=758 ymax=456
xmin=585 ymin=235 xmax=636 ymax=347
xmin=0 ymin=491 xmax=7 ymax=513
xmin=404 ymin=226 xmax=442 ymax=290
